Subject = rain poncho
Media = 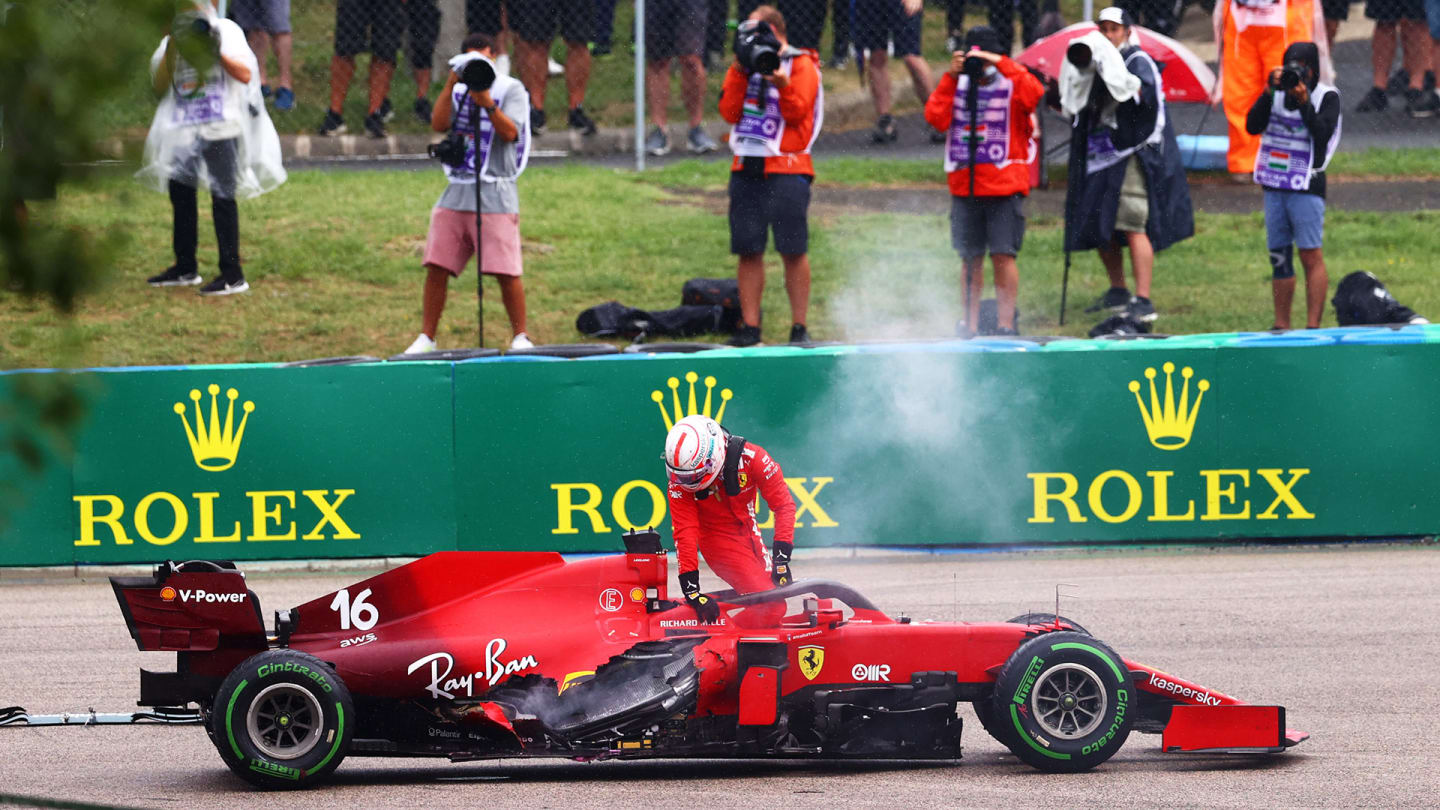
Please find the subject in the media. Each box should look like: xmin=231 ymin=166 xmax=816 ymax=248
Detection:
xmin=136 ymin=9 xmax=284 ymax=199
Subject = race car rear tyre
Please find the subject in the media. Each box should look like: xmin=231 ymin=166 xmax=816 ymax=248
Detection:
xmin=210 ymin=649 xmax=354 ymax=789
xmin=1006 ymin=613 xmax=1091 ymax=635
xmin=988 ymin=631 xmax=1132 ymax=773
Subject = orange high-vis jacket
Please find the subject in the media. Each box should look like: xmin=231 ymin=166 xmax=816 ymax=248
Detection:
xmin=924 ymin=56 xmax=1045 ymax=198
xmin=719 ymin=51 xmax=822 ymax=177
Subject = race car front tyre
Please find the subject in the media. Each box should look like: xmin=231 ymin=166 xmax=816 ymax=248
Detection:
xmin=988 ymin=631 xmax=1132 ymax=773
xmin=210 ymin=649 xmax=355 ymax=789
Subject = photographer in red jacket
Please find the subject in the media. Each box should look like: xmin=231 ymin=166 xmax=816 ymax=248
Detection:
xmin=925 ymin=25 xmax=1044 ymax=336
xmin=664 ymin=415 xmax=795 ymax=628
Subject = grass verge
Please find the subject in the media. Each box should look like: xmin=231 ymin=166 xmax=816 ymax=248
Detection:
xmin=4 ymin=160 xmax=1438 ymax=369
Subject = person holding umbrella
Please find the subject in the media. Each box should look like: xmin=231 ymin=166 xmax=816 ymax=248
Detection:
xmin=925 ymin=25 xmax=1044 ymax=336
xmin=1055 ymin=7 xmax=1192 ymax=325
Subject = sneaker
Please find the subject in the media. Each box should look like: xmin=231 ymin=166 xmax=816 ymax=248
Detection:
xmin=645 ymin=126 xmax=671 ymax=156
xmin=403 ymin=333 xmax=437 ymax=354
xmin=1125 ymin=296 xmax=1157 ymax=322
xmin=377 ymin=97 xmax=395 ymax=122
xmin=871 ymin=114 xmax=897 ymax=144
xmin=510 ymin=332 xmax=534 ymax=350
xmin=548 ymin=57 xmax=564 ymax=76
xmin=727 ymin=325 xmax=762 ymax=347
xmin=274 ymin=86 xmax=294 ymax=112
xmin=1356 ymin=87 xmax=1388 ymax=113
xmin=530 ymin=108 xmax=547 ymax=135
xmin=1386 ymin=68 xmax=1410 ymax=96
xmin=318 ymin=109 xmax=347 ymax=136
xmin=1085 ymin=286 xmax=1133 ymax=313
xmin=568 ymin=105 xmax=598 ymax=136
xmin=147 ymin=266 xmax=202 ymax=287
xmin=414 ymin=96 xmax=433 ymax=124
xmin=198 ymin=276 xmax=249 ymax=296
xmin=1407 ymin=89 xmax=1439 ymax=118
xmin=788 ymin=323 xmax=811 ymax=344
xmin=363 ymin=111 xmax=387 ymax=138
xmin=687 ymin=125 xmax=718 ymax=154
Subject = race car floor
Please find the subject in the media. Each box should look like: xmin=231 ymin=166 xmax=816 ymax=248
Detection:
xmin=1 ymin=543 xmax=1434 ymax=808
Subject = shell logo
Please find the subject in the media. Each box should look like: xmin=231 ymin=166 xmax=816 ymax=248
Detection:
xmin=160 ymin=586 xmax=177 ymax=602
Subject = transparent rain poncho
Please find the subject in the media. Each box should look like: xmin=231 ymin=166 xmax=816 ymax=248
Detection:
xmin=135 ymin=9 xmax=285 ymax=199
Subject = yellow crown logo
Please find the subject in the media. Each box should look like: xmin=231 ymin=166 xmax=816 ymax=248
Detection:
xmin=1129 ymin=362 xmax=1209 ymax=451
xmin=173 ymin=384 xmax=255 ymax=471
xmin=651 ymin=372 xmax=732 ymax=431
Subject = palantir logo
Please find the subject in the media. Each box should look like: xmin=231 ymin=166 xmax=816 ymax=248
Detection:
xmin=1129 ymin=363 xmax=1209 ymax=451
xmin=174 ymin=384 xmax=255 ymax=471
xmin=651 ymin=372 xmax=732 ymax=431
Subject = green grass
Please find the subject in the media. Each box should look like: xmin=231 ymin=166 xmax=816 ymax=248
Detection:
xmin=5 ymin=160 xmax=1440 ymax=370
xmin=1329 ymin=148 xmax=1440 ymax=179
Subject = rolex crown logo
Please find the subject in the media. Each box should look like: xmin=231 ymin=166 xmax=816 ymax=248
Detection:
xmin=1129 ymin=363 xmax=1208 ymax=451
xmin=174 ymin=384 xmax=255 ymax=471
xmin=651 ymin=372 xmax=732 ymax=431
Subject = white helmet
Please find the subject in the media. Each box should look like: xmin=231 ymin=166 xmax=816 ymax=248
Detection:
xmin=663 ymin=415 xmax=727 ymax=492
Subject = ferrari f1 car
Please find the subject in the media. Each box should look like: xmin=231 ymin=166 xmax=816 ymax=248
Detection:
xmin=111 ymin=531 xmax=1307 ymax=788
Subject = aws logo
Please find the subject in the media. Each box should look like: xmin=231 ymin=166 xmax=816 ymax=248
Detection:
xmin=1027 ymin=362 xmax=1313 ymax=525
xmin=551 ymin=370 xmax=838 ymax=535
xmin=72 ymin=382 xmax=360 ymax=548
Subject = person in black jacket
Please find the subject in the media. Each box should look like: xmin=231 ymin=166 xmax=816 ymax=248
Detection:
xmin=1245 ymin=41 xmax=1340 ymax=330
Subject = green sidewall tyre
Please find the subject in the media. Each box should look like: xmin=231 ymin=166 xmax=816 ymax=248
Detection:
xmin=988 ymin=631 xmax=1132 ymax=773
xmin=210 ymin=649 xmax=355 ymax=789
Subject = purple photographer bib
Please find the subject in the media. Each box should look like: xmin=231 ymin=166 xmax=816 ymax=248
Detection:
xmin=731 ymin=71 xmax=785 ymax=156
xmin=1253 ymin=86 xmax=1339 ymax=192
xmin=446 ymin=81 xmax=530 ymax=183
xmin=945 ymin=74 xmax=1013 ymax=172
xmin=171 ymin=64 xmax=226 ymax=126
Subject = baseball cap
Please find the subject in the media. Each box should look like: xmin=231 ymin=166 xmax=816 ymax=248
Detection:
xmin=1097 ymin=6 xmax=1133 ymax=26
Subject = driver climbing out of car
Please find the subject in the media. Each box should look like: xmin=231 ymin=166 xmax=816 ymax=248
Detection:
xmin=663 ymin=414 xmax=795 ymax=628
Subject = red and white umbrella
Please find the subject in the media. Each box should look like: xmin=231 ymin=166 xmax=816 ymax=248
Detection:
xmin=1016 ymin=22 xmax=1216 ymax=104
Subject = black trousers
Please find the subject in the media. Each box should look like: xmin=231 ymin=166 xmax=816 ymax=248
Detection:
xmin=168 ymin=138 xmax=242 ymax=282
xmin=949 ymin=0 xmax=1040 ymax=54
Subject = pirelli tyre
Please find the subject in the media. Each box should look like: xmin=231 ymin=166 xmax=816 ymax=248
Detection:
xmin=211 ymin=649 xmax=354 ymax=789
xmin=989 ymin=631 xmax=1132 ymax=773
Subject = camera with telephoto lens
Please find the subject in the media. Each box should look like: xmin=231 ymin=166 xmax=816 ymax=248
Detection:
xmin=963 ymin=54 xmax=987 ymax=80
xmin=1066 ymin=41 xmax=1093 ymax=71
xmin=1279 ymin=62 xmax=1306 ymax=92
xmin=735 ymin=19 xmax=782 ymax=75
xmin=460 ymin=58 xmax=496 ymax=93
xmin=428 ymin=57 xmax=498 ymax=168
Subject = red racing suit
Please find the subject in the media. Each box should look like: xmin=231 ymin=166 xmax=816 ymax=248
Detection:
xmin=667 ymin=441 xmax=795 ymax=626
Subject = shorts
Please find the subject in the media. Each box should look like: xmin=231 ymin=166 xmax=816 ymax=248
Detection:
xmin=647 ymin=0 xmax=707 ymax=59
xmin=510 ymin=0 xmax=594 ymax=44
xmin=1365 ymin=0 xmax=1425 ymax=22
xmin=424 ymin=207 xmax=524 ymax=277
xmin=334 ymin=0 xmax=404 ymax=60
xmin=1264 ymin=189 xmax=1325 ymax=251
xmin=466 ymin=0 xmax=503 ymax=37
xmin=406 ymin=0 xmax=441 ymax=70
xmin=230 ymin=0 xmax=291 ymax=34
xmin=729 ymin=172 xmax=812 ymax=256
xmin=1114 ymin=157 xmax=1149 ymax=234
xmin=950 ymin=194 xmax=1025 ymax=259
xmin=1322 ymin=0 xmax=1351 ymax=21
xmin=1427 ymin=0 xmax=1440 ymax=38
xmin=853 ymin=0 xmax=923 ymax=57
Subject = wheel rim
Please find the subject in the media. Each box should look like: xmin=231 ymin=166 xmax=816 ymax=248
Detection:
xmin=1030 ymin=662 xmax=1107 ymax=740
xmin=246 ymin=683 xmax=325 ymax=760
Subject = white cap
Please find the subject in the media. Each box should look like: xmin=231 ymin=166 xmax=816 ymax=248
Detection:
xmin=1097 ymin=6 xmax=1131 ymax=25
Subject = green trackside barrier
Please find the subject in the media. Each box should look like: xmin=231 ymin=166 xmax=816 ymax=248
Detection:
xmin=4 ymin=335 xmax=1440 ymax=565
xmin=0 ymin=361 xmax=455 ymax=565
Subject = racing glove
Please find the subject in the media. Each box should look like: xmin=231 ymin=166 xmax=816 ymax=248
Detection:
xmin=678 ymin=569 xmax=721 ymax=624
xmin=771 ymin=541 xmax=794 ymax=587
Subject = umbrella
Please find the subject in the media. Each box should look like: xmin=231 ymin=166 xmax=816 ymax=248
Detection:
xmin=1016 ymin=22 xmax=1216 ymax=104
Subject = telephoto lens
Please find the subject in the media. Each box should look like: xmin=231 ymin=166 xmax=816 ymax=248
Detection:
xmin=461 ymin=58 xmax=496 ymax=93
xmin=1066 ymin=41 xmax=1093 ymax=71
xmin=1279 ymin=65 xmax=1302 ymax=91
xmin=963 ymin=55 xmax=986 ymax=79
xmin=735 ymin=20 xmax=782 ymax=75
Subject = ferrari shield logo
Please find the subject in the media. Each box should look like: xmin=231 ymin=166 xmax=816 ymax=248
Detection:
xmin=798 ymin=645 xmax=825 ymax=680
xmin=738 ymin=472 xmax=749 ymax=489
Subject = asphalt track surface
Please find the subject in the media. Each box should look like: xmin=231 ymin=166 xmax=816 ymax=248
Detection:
xmin=1 ymin=543 xmax=1435 ymax=809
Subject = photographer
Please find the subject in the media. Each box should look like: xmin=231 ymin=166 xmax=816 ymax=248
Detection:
xmin=718 ymin=5 xmax=823 ymax=346
xmin=1058 ymin=7 xmax=1192 ymax=324
xmin=924 ymin=26 xmax=1044 ymax=336
xmin=403 ymin=34 xmax=534 ymax=354
xmin=139 ymin=0 xmax=285 ymax=296
xmin=1245 ymin=42 xmax=1339 ymax=329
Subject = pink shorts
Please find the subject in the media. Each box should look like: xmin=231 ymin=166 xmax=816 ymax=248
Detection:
xmin=423 ymin=207 xmax=522 ymax=278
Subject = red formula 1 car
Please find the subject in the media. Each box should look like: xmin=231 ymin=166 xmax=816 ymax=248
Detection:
xmin=111 ymin=531 xmax=1307 ymax=788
